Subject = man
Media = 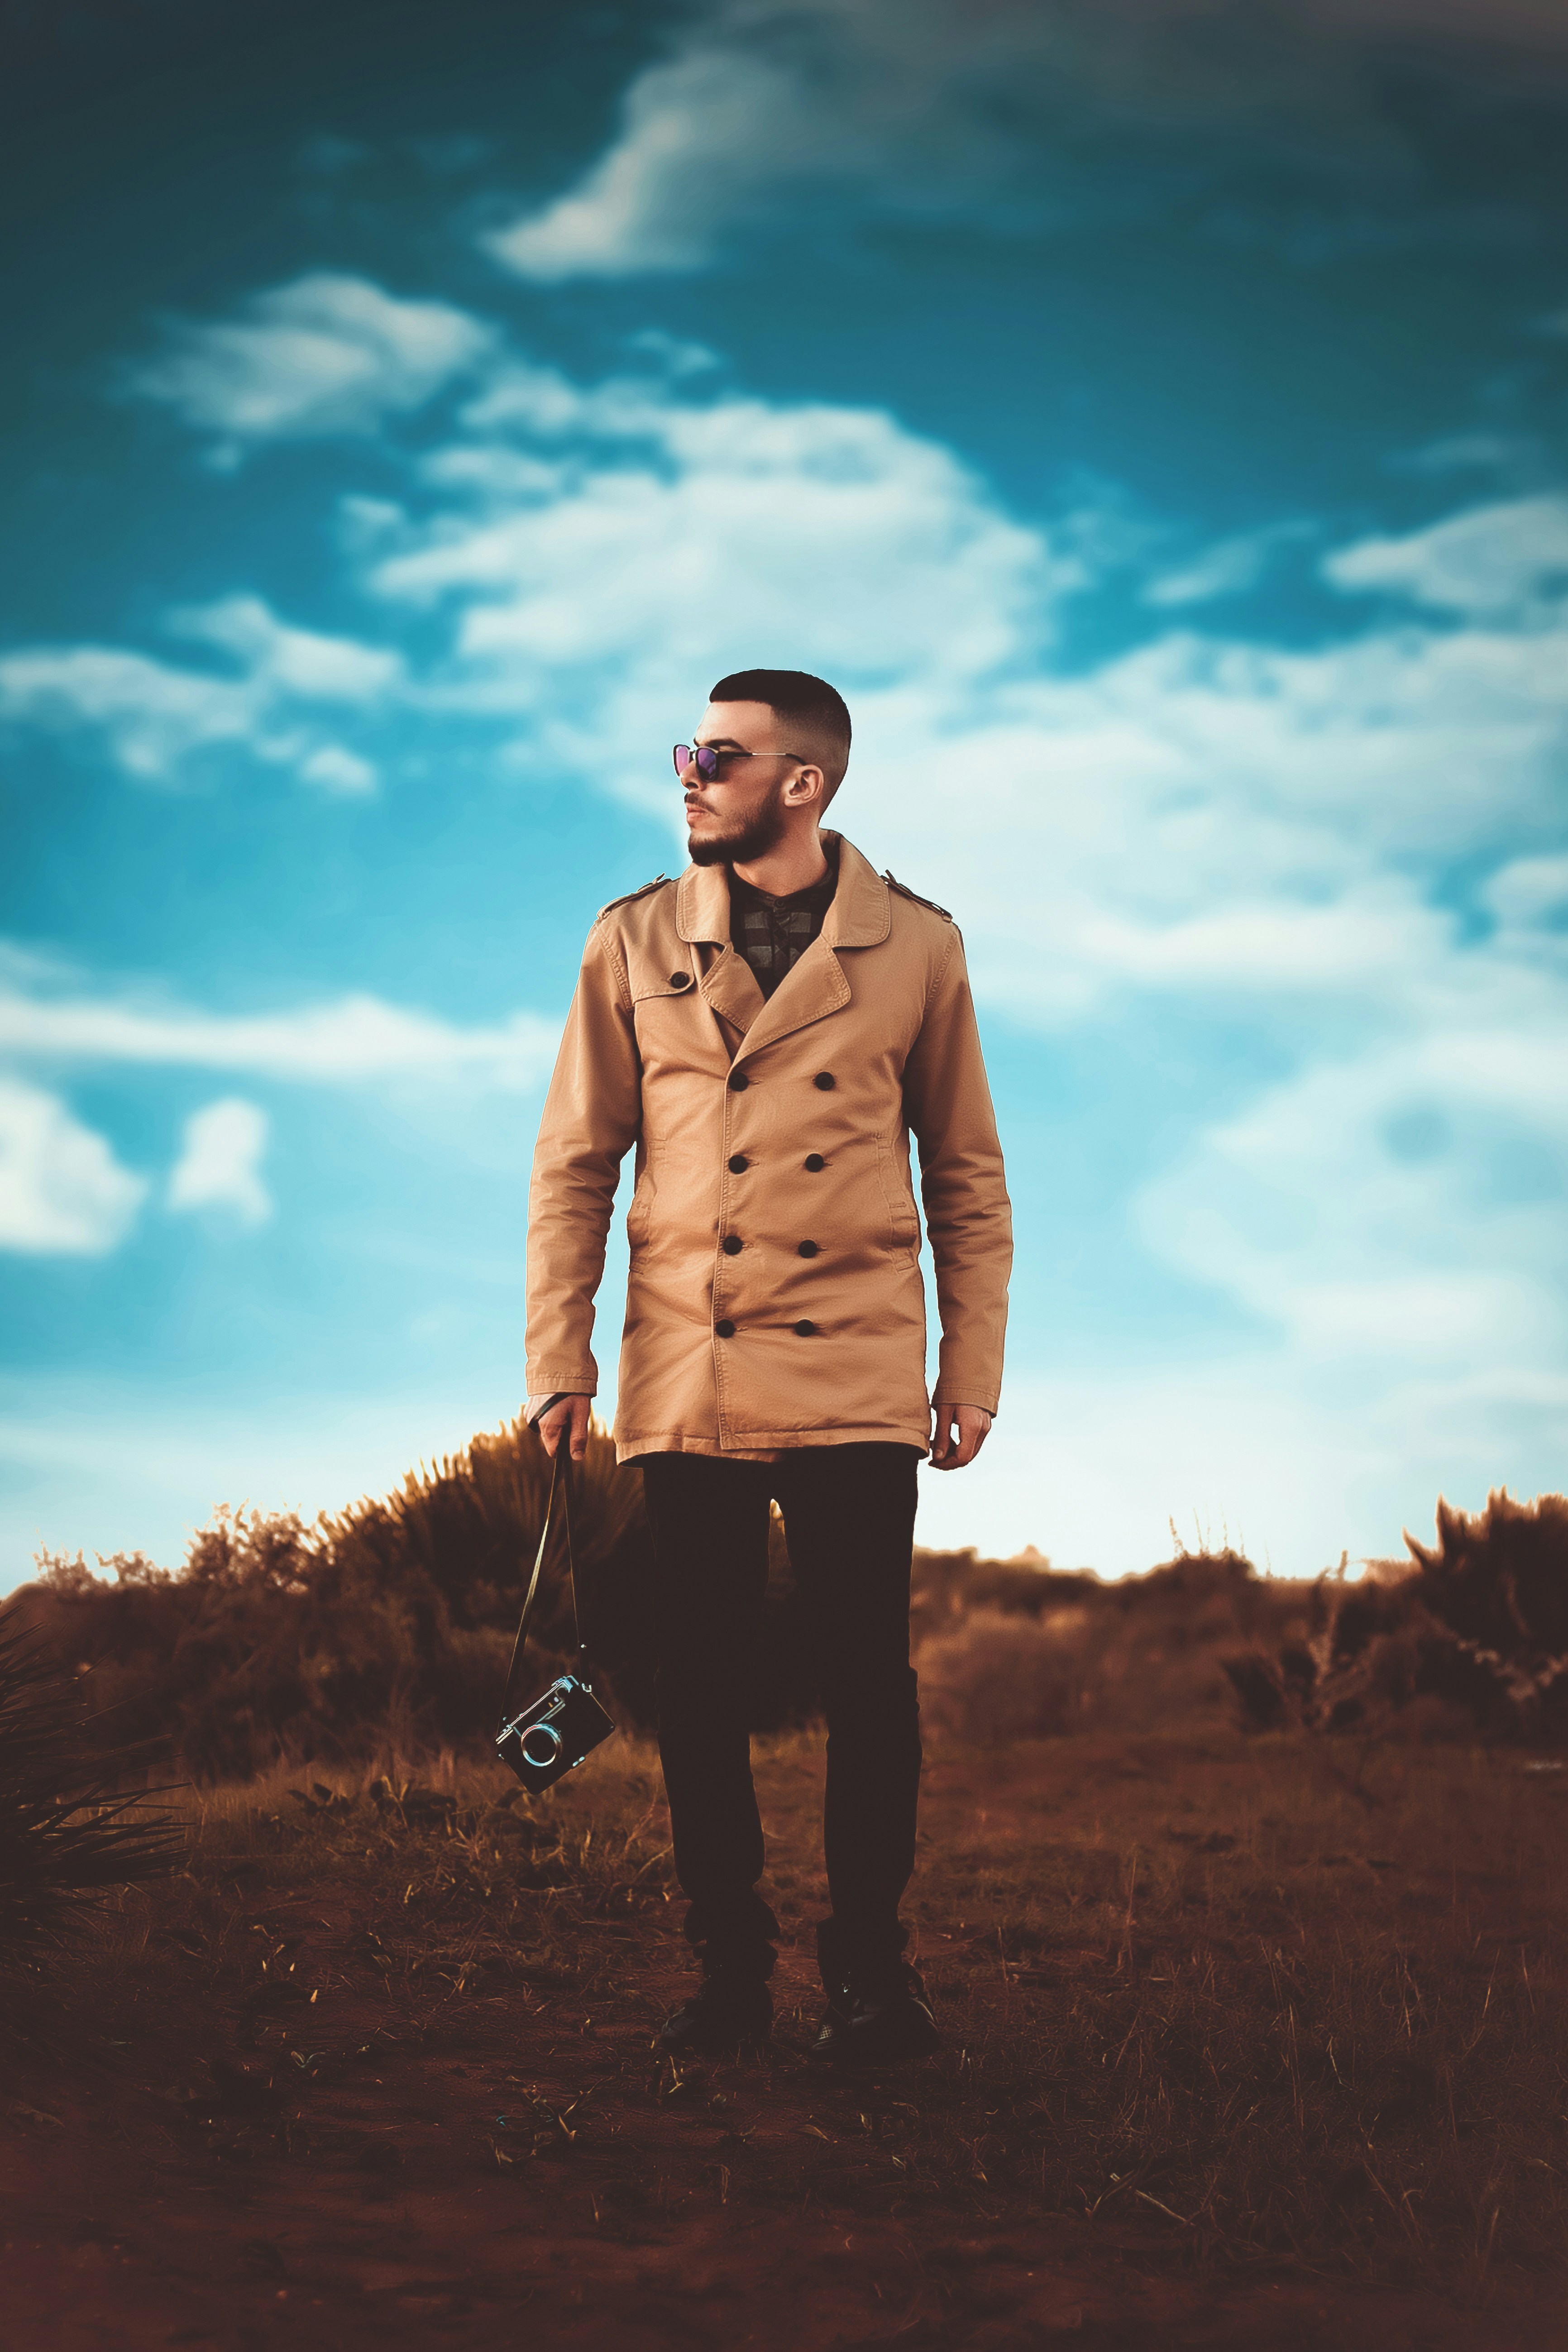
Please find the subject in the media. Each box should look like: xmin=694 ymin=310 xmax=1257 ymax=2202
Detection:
xmin=525 ymin=669 xmax=1012 ymax=2068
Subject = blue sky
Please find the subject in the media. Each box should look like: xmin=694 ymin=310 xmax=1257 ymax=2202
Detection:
xmin=3 ymin=0 xmax=1567 ymax=1582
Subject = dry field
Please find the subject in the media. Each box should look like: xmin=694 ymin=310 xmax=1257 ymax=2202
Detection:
xmin=5 ymin=1722 xmax=1567 ymax=2351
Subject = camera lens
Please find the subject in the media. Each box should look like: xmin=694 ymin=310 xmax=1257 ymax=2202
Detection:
xmin=521 ymin=1722 xmax=563 ymax=1769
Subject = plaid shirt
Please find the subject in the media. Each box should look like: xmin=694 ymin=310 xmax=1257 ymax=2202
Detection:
xmin=727 ymin=846 xmax=841 ymax=1001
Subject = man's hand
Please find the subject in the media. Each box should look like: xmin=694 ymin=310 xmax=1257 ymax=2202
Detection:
xmin=527 ymin=1392 xmax=593 ymax=1463
xmin=928 ymin=1402 xmax=992 ymax=1471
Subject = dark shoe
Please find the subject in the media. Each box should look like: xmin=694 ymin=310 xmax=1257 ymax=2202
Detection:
xmin=809 ymin=1964 xmax=940 ymax=2070
xmin=658 ymin=1970 xmax=773 ymax=2056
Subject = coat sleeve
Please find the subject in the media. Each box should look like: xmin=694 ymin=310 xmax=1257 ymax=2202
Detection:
xmin=901 ymin=928 xmax=1013 ymax=1415
xmin=524 ymin=920 xmax=643 ymax=1398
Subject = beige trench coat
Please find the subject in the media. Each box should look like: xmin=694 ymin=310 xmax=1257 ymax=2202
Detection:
xmin=524 ymin=833 xmax=1012 ymax=1461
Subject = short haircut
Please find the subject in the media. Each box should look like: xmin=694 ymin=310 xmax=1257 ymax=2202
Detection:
xmin=709 ymin=668 xmax=852 ymax=798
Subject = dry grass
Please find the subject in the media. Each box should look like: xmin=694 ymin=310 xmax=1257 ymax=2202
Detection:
xmin=17 ymin=1724 xmax=1564 ymax=2307
xmin=7 ymin=1479 xmax=1567 ymax=2340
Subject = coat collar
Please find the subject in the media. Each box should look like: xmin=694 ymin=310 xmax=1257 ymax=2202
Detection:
xmin=675 ymin=832 xmax=890 ymax=949
xmin=677 ymin=834 xmax=890 ymax=1064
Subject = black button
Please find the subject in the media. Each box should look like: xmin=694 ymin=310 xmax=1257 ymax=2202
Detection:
xmin=813 ymin=1071 xmax=835 ymax=1091
xmin=715 ymin=1319 xmax=736 ymax=1338
xmin=722 ymin=1234 xmax=743 ymax=1256
xmin=669 ymin=971 xmax=692 ymax=990
xmin=728 ymin=1154 xmax=748 ymax=1174
xmin=728 ymin=1071 xmax=750 ymax=1091
xmin=794 ymin=1319 xmax=817 ymax=1337
xmin=804 ymin=1153 xmax=825 ymax=1172
xmin=798 ymin=1240 xmax=819 ymax=1258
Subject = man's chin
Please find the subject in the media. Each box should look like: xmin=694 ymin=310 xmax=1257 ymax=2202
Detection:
xmin=687 ymin=810 xmax=786 ymax=868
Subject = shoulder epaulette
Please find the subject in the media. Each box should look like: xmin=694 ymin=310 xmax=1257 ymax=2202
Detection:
xmin=598 ymin=873 xmax=671 ymax=918
xmin=883 ymin=870 xmax=952 ymax=921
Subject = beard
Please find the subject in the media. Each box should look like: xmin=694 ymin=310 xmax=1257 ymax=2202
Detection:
xmin=688 ymin=787 xmax=788 ymax=867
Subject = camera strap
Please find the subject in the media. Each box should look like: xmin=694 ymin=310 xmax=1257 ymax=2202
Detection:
xmin=499 ymin=1446 xmax=584 ymax=1725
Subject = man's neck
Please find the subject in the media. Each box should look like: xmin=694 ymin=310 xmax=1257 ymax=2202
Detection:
xmin=731 ymin=829 xmax=832 ymax=899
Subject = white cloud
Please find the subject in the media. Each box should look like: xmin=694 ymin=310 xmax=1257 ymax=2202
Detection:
xmin=484 ymin=0 xmax=1568 ymax=283
xmin=0 ymin=644 xmax=256 ymax=780
xmin=486 ymin=44 xmax=832 ymax=280
xmin=320 ymin=331 xmax=1568 ymax=1052
xmin=1138 ymin=1021 xmax=1568 ymax=1371
xmin=1143 ymin=520 xmax=1314 ymax=607
xmin=297 ymin=744 xmax=378 ymax=795
xmin=367 ymin=365 xmax=1074 ymax=712
xmin=172 ymin=596 xmax=401 ymax=700
xmin=0 ymin=969 xmax=556 ymax=1091
xmin=0 ymin=1077 xmax=145 ymax=1255
xmin=168 ymin=1098 xmax=272 ymax=1224
xmin=1395 ymin=432 xmax=1523 ymax=477
xmin=131 ymin=272 xmax=492 ymax=453
xmin=1484 ymin=853 xmax=1568 ymax=933
xmin=0 ymin=594 xmax=400 ymax=789
xmin=1323 ymin=495 xmax=1568 ymax=616
xmin=340 ymin=354 xmax=1568 ymax=1012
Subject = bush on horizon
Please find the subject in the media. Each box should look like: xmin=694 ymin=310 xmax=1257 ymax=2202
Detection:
xmin=9 ymin=1410 xmax=1564 ymax=1778
xmin=1224 ymin=1489 xmax=1568 ymax=1743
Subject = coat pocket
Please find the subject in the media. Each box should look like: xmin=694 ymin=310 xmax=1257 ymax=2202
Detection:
xmin=875 ymin=1138 xmax=922 ymax=1258
xmin=625 ymin=1164 xmax=655 ymax=1246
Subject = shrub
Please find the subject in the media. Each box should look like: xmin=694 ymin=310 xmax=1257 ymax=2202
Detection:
xmin=920 ymin=1548 xmax=1307 ymax=1741
xmin=16 ymin=1415 xmax=656 ymax=1780
xmin=1224 ymin=1490 xmax=1568 ymax=1742
xmin=0 ymin=1608 xmax=182 ymax=1971
xmin=10 ymin=1420 xmax=817 ymax=1779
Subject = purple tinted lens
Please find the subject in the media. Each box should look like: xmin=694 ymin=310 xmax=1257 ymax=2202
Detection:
xmin=697 ymin=745 xmax=719 ymax=778
xmin=673 ymin=744 xmax=690 ymax=777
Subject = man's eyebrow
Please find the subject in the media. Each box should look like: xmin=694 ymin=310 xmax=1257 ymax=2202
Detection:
xmin=695 ymin=735 xmax=749 ymax=751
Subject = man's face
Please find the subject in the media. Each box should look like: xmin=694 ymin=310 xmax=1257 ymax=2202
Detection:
xmin=681 ymin=700 xmax=797 ymax=866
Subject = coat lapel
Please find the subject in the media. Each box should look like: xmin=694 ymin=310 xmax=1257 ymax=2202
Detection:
xmin=675 ymin=861 xmax=766 ymax=1034
xmin=733 ymin=931 xmax=851 ymax=1062
xmin=730 ymin=836 xmax=891 ymax=1066
xmin=671 ymin=835 xmax=892 ymax=1062
xmin=702 ymin=944 xmax=765 ymax=1033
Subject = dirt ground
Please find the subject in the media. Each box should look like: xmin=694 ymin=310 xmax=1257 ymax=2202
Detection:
xmin=4 ymin=1731 xmax=1566 ymax=2351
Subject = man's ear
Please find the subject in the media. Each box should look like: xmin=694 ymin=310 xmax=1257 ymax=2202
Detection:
xmin=785 ymin=763 xmax=827 ymax=811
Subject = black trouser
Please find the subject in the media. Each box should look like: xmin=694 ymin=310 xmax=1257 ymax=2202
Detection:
xmin=641 ymin=1443 xmax=922 ymax=1991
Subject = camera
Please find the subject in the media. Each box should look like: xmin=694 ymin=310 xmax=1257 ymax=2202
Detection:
xmin=497 ymin=1670 xmax=615 ymax=1794
xmin=496 ymin=1404 xmax=616 ymax=1795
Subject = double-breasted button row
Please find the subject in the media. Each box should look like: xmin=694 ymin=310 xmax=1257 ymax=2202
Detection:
xmin=719 ymin=1067 xmax=829 ymax=1334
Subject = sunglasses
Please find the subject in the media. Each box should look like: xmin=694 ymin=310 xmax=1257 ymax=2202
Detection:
xmin=673 ymin=744 xmax=801 ymax=782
